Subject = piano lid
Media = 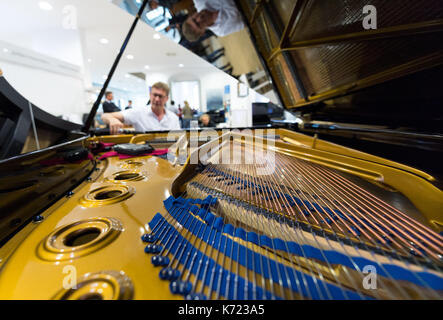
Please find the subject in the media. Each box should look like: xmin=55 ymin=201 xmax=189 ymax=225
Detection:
xmin=235 ymin=0 xmax=443 ymax=131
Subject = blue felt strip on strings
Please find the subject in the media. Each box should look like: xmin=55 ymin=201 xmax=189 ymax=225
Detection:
xmin=167 ymin=196 xmax=443 ymax=291
xmin=157 ymin=209 xmax=370 ymax=300
xmin=150 ymin=213 xmax=276 ymax=299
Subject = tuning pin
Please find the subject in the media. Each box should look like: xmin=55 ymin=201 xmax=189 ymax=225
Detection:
xmin=195 ymin=163 xmax=207 ymax=172
xmin=151 ymin=255 xmax=170 ymax=266
xmin=185 ymin=293 xmax=207 ymax=300
xmin=159 ymin=267 xmax=181 ymax=281
xmin=141 ymin=234 xmax=157 ymax=243
xmin=144 ymin=244 xmax=163 ymax=254
xmin=170 ymin=280 xmax=192 ymax=295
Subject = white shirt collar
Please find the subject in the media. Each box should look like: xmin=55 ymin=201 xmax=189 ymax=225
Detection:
xmin=147 ymin=105 xmax=169 ymax=120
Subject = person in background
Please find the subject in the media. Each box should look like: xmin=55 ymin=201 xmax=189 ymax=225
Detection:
xmin=102 ymin=92 xmax=121 ymax=113
xmin=168 ymin=100 xmax=178 ymax=114
xmin=182 ymin=0 xmax=245 ymax=41
xmin=177 ymin=104 xmax=183 ymax=128
xmin=101 ymin=82 xmax=180 ymax=134
xmin=199 ymin=113 xmax=215 ymax=128
xmin=125 ymin=100 xmax=133 ymax=110
xmin=182 ymin=100 xmax=193 ymax=129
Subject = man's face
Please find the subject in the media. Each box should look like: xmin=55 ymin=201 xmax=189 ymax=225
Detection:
xmin=186 ymin=10 xmax=218 ymax=37
xmin=107 ymin=93 xmax=114 ymax=101
xmin=150 ymin=87 xmax=168 ymax=109
xmin=201 ymin=115 xmax=210 ymax=125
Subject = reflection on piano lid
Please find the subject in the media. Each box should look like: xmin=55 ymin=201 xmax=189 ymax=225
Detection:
xmin=237 ymin=0 xmax=443 ymax=179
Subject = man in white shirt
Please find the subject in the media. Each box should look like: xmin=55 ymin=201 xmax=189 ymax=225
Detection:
xmin=182 ymin=0 xmax=245 ymax=41
xmin=102 ymin=82 xmax=181 ymax=134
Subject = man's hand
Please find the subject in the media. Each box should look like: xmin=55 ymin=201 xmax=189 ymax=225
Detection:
xmin=102 ymin=112 xmax=125 ymax=135
xmin=109 ymin=118 xmax=124 ymax=135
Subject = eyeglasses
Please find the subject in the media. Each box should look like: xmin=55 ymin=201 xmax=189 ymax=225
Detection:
xmin=151 ymin=93 xmax=167 ymax=99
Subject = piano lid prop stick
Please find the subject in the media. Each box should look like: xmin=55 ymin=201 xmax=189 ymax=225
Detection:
xmin=82 ymin=0 xmax=150 ymax=133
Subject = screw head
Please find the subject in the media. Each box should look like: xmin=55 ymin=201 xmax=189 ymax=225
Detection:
xmin=33 ymin=215 xmax=44 ymax=223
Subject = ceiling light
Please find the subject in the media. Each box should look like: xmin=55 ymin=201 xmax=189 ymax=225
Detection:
xmin=144 ymin=65 xmax=150 ymax=70
xmin=99 ymin=38 xmax=109 ymax=44
xmin=39 ymin=1 xmax=53 ymax=11
xmin=126 ymin=54 xmax=134 ymax=60
xmin=153 ymin=33 xmax=161 ymax=40
xmin=87 ymin=58 xmax=92 ymax=63
xmin=125 ymin=74 xmax=130 ymax=78
xmin=3 ymin=48 xmax=9 ymax=53
xmin=178 ymin=64 xmax=184 ymax=68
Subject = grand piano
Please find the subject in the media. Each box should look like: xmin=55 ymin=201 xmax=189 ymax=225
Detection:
xmin=0 ymin=0 xmax=442 ymax=300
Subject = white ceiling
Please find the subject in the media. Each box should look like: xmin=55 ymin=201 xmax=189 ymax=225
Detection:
xmin=0 ymin=0 xmax=229 ymax=94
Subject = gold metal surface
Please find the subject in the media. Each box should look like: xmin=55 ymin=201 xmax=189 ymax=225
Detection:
xmin=52 ymin=270 xmax=134 ymax=300
xmin=80 ymin=184 xmax=136 ymax=207
xmin=0 ymin=151 xmax=182 ymax=299
xmin=105 ymin=170 xmax=148 ymax=182
xmin=0 ymin=131 xmax=441 ymax=299
xmin=37 ymin=217 xmax=123 ymax=261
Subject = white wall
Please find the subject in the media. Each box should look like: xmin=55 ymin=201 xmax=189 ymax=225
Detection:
xmin=1 ymin=60 xmax=86 ymax=117
xmin=173 ymin=71 xmax=270 ymax=127
xmin=170 ymin=81 xmax=200 ymax=110
xmin=199 ymin=72 xmax=231 ymax=112
xmin=146 ymin=72 xmax=169 ymax=88
xmin=0 ymin=50 xmax=87 ymax=119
